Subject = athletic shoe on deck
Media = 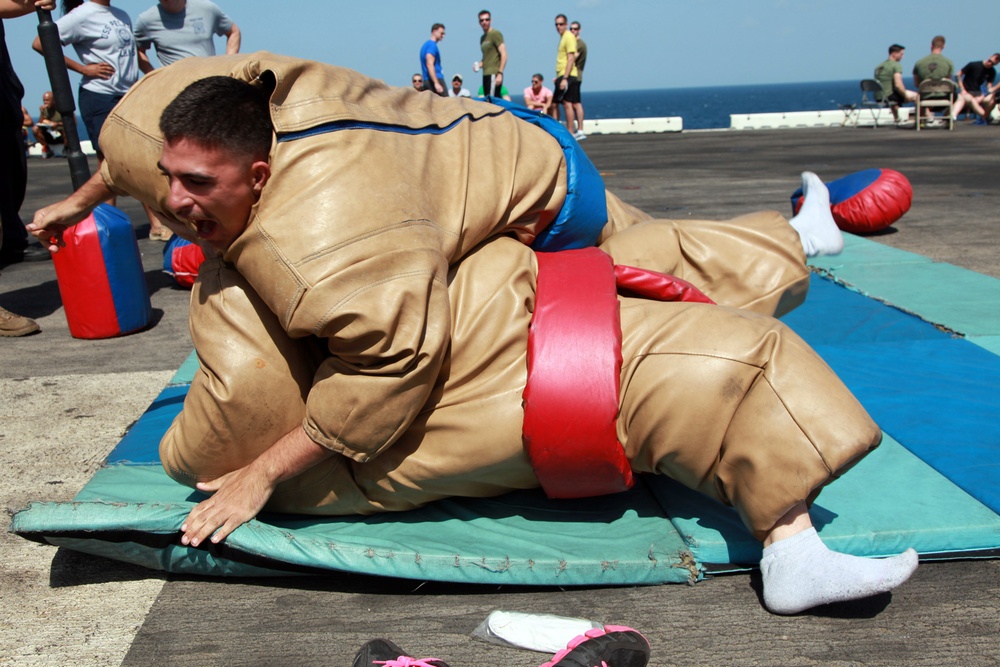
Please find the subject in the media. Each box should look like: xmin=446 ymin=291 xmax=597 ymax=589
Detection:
xmin=539 ymin=625 xmax=650 ymax=667
xmin=352 ymin=638 xmax=450 ymax=667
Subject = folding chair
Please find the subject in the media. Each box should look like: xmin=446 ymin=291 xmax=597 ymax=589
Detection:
xmin=915 ymin=79 xmax=956 ymax=131
xmin=858 ymin=79 xmax=893 ymax=127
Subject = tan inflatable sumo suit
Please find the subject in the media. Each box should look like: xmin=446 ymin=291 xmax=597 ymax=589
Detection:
xmin=94 ymin=53 xmax=879 ymax=540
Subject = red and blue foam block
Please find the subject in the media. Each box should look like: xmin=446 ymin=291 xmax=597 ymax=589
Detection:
xmin=791 ymin=168 xmax=912 ymax=234
xmin=51 ymin=203 xmax=151 ymax=339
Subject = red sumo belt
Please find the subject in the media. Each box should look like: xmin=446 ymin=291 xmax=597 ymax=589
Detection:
xmin=523 ymin=248 xmax=714 ymax=498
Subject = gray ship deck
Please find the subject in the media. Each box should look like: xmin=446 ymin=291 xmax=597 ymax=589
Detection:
xmin=3 ymin=123 xmax=998 ymax=667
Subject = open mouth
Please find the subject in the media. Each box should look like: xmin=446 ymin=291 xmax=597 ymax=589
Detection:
xmin=194 ymin=219 xmax=218 ymax=239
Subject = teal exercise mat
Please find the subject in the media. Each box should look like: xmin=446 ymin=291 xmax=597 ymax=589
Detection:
xmin=808 ymin=234 xmax=1000 ymax=337
xmin=789 ymin=237 xmax=1000 ymax=515
xmin=646 ymin=436 xmax=1000 ymax=571
xmin=13 ymin=464 xmax=698 ymax=585
xmin=10 ymin=237 xmax=1000 ymax=583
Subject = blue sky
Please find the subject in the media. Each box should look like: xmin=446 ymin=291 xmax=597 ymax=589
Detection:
xmin=6 ymin=0 xmax=998 ymax=111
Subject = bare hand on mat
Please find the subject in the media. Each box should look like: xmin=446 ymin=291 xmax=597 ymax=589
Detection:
xmin=179 ymin=425 xmax=333 ymax=547
xmin=180 ymin=464 xmax=276 ymax=547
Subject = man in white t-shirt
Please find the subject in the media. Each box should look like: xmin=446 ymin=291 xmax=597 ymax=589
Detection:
xmin=134 ymin=0 xmax=239 ymax=72
xmin=448 ymin=73 xmax=470 ymax=98
xmin=31 ymin=0 xmax=139 ymax=160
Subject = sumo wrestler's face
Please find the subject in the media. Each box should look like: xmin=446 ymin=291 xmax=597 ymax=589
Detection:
xmin=159 ymin=138 xmax=270 ymax=253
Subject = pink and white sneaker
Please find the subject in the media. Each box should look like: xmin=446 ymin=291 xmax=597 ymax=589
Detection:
xmin=538 ymin=625 xmax=650 ymax=667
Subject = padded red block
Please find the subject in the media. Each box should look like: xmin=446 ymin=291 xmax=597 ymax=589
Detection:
xmin=51 ymin=204 xmax=151 ymax=339
xmin=792 ymin=168 xmax=912 ymax=234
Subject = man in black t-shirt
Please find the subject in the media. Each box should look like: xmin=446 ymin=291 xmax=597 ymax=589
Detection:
xmin=953 ymin=53 xmax=999 ymax=124
xmin=1 ymin=0 xmax=55 ymax=337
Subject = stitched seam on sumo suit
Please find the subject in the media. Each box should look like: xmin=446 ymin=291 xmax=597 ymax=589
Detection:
xmin=275 ymin=110 xmax=507 ymax=142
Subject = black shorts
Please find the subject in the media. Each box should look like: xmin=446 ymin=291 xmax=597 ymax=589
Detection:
xmin=482 ymin=74 xmax=501 ymax=98
xmin=553 ymin=76 xmax=580 ymax=104
xmin=423 ymin=80 xmax=448 ymax=98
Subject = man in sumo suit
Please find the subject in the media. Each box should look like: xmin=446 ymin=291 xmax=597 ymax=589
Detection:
xmin=30 ymin=53 xmax=915 ymax=615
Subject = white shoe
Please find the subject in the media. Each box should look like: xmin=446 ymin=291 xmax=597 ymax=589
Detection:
xmin=574 ymin=131 xmax=586 ymax=140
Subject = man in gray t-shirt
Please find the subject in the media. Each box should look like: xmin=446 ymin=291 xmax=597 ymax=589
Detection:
xmin=134 ymin=0 xmax=240 ymax=72
xmin=133 ymin=0 xmax=240 ymax=240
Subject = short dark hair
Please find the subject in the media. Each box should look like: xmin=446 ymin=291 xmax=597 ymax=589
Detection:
xmin=555 ymin=13 xmax=568 ymax=22
xmin=160 ymin=76 xmax=272 ymax=161
xmin=478 ymin=10 xmax=490 ymax=18
xmin=889 ymin=44 xmax=905 ymax=55
xmin=571 ymin=21 xmax=581 ymax=29
xmin=431 ymin=23 xmax=445 ymax=32
xmin=931 ymin=35 xmax=945 ymax=49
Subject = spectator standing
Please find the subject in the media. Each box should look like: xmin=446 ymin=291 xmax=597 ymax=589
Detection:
xmin=1 ymin=0 xmax=55 ymax=337
xmin=569 ymin=21 xmax=586 ymax=139
xmin=873 ymin=44 xmax=917 ymax=123
xmin=552 ymin=13 xmax=579 ymax=136
xmin=952 ymin=53 xmax=999 ymax=124
xmin=134 ymin=0 xmax=239 ymax=72
xmin=419 ymin=23 xmax=446 ymax=97
xmin=523 ymin=73 xmax=552 ymax=115
xmin=32 ymin=90 xmax=63 ymax=157
xmin=448 ymin=73 xmax=469 ymax=98
xmin=133 ymin=0 xmax=240 ymax=240
xmin=32 ymin=0 xmax=139 ymax=164
xmin=474 ymin=9 xmax=505 ymax=98
xmin=410 ymin=73 xmax=423 ymax=91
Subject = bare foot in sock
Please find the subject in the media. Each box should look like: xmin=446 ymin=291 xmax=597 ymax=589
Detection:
xmin=790 ymin=172 xmax=844 ymax=257
xmin=760 ymin=527 xmax=918 ymax=615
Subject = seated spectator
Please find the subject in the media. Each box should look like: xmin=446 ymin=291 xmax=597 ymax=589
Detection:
xmin=411 ymin=73 xmax=424 ymax=91
xmin=32 ymin=91 xmax=63 ymax=159
xmin=952 ymin=53 xmax=999 ymax=124
xmin=985 ymin=82 xmax=1000 ymax=123
xmin=477 ymin=82 xmax=510 ymax=101
xmin=21 ymin=105 xmax=34 ymax=152
xmin=448 ymin=73 xmax=470 ymax=98
xmin=873 ymin=44 xmax=917 ymax=122
xmin=523 ymin=73 xmax=553 ymax=115
xmin=912 ymin=36 xmax=956 ymax=123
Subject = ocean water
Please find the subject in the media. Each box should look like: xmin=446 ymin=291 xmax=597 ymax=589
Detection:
xmin=582 ymin=80 xmax=860 ymax=130
xmin=65 ymin=80 xmax=859 ymax=142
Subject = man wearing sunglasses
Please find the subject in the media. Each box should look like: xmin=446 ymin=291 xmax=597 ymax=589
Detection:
xmin=568 ymin=21 xmax=586 ymax=139
xmin=474 ymin=9 xmax=506 ymax=98
xmin=552 ymin=14 xmax=580 ymax=136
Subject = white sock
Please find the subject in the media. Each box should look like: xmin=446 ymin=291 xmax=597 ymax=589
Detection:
xmin=790 ymin=172 xmax=844 ymax=257
xmin=760 ymin=527 xmax=918 ymax=615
